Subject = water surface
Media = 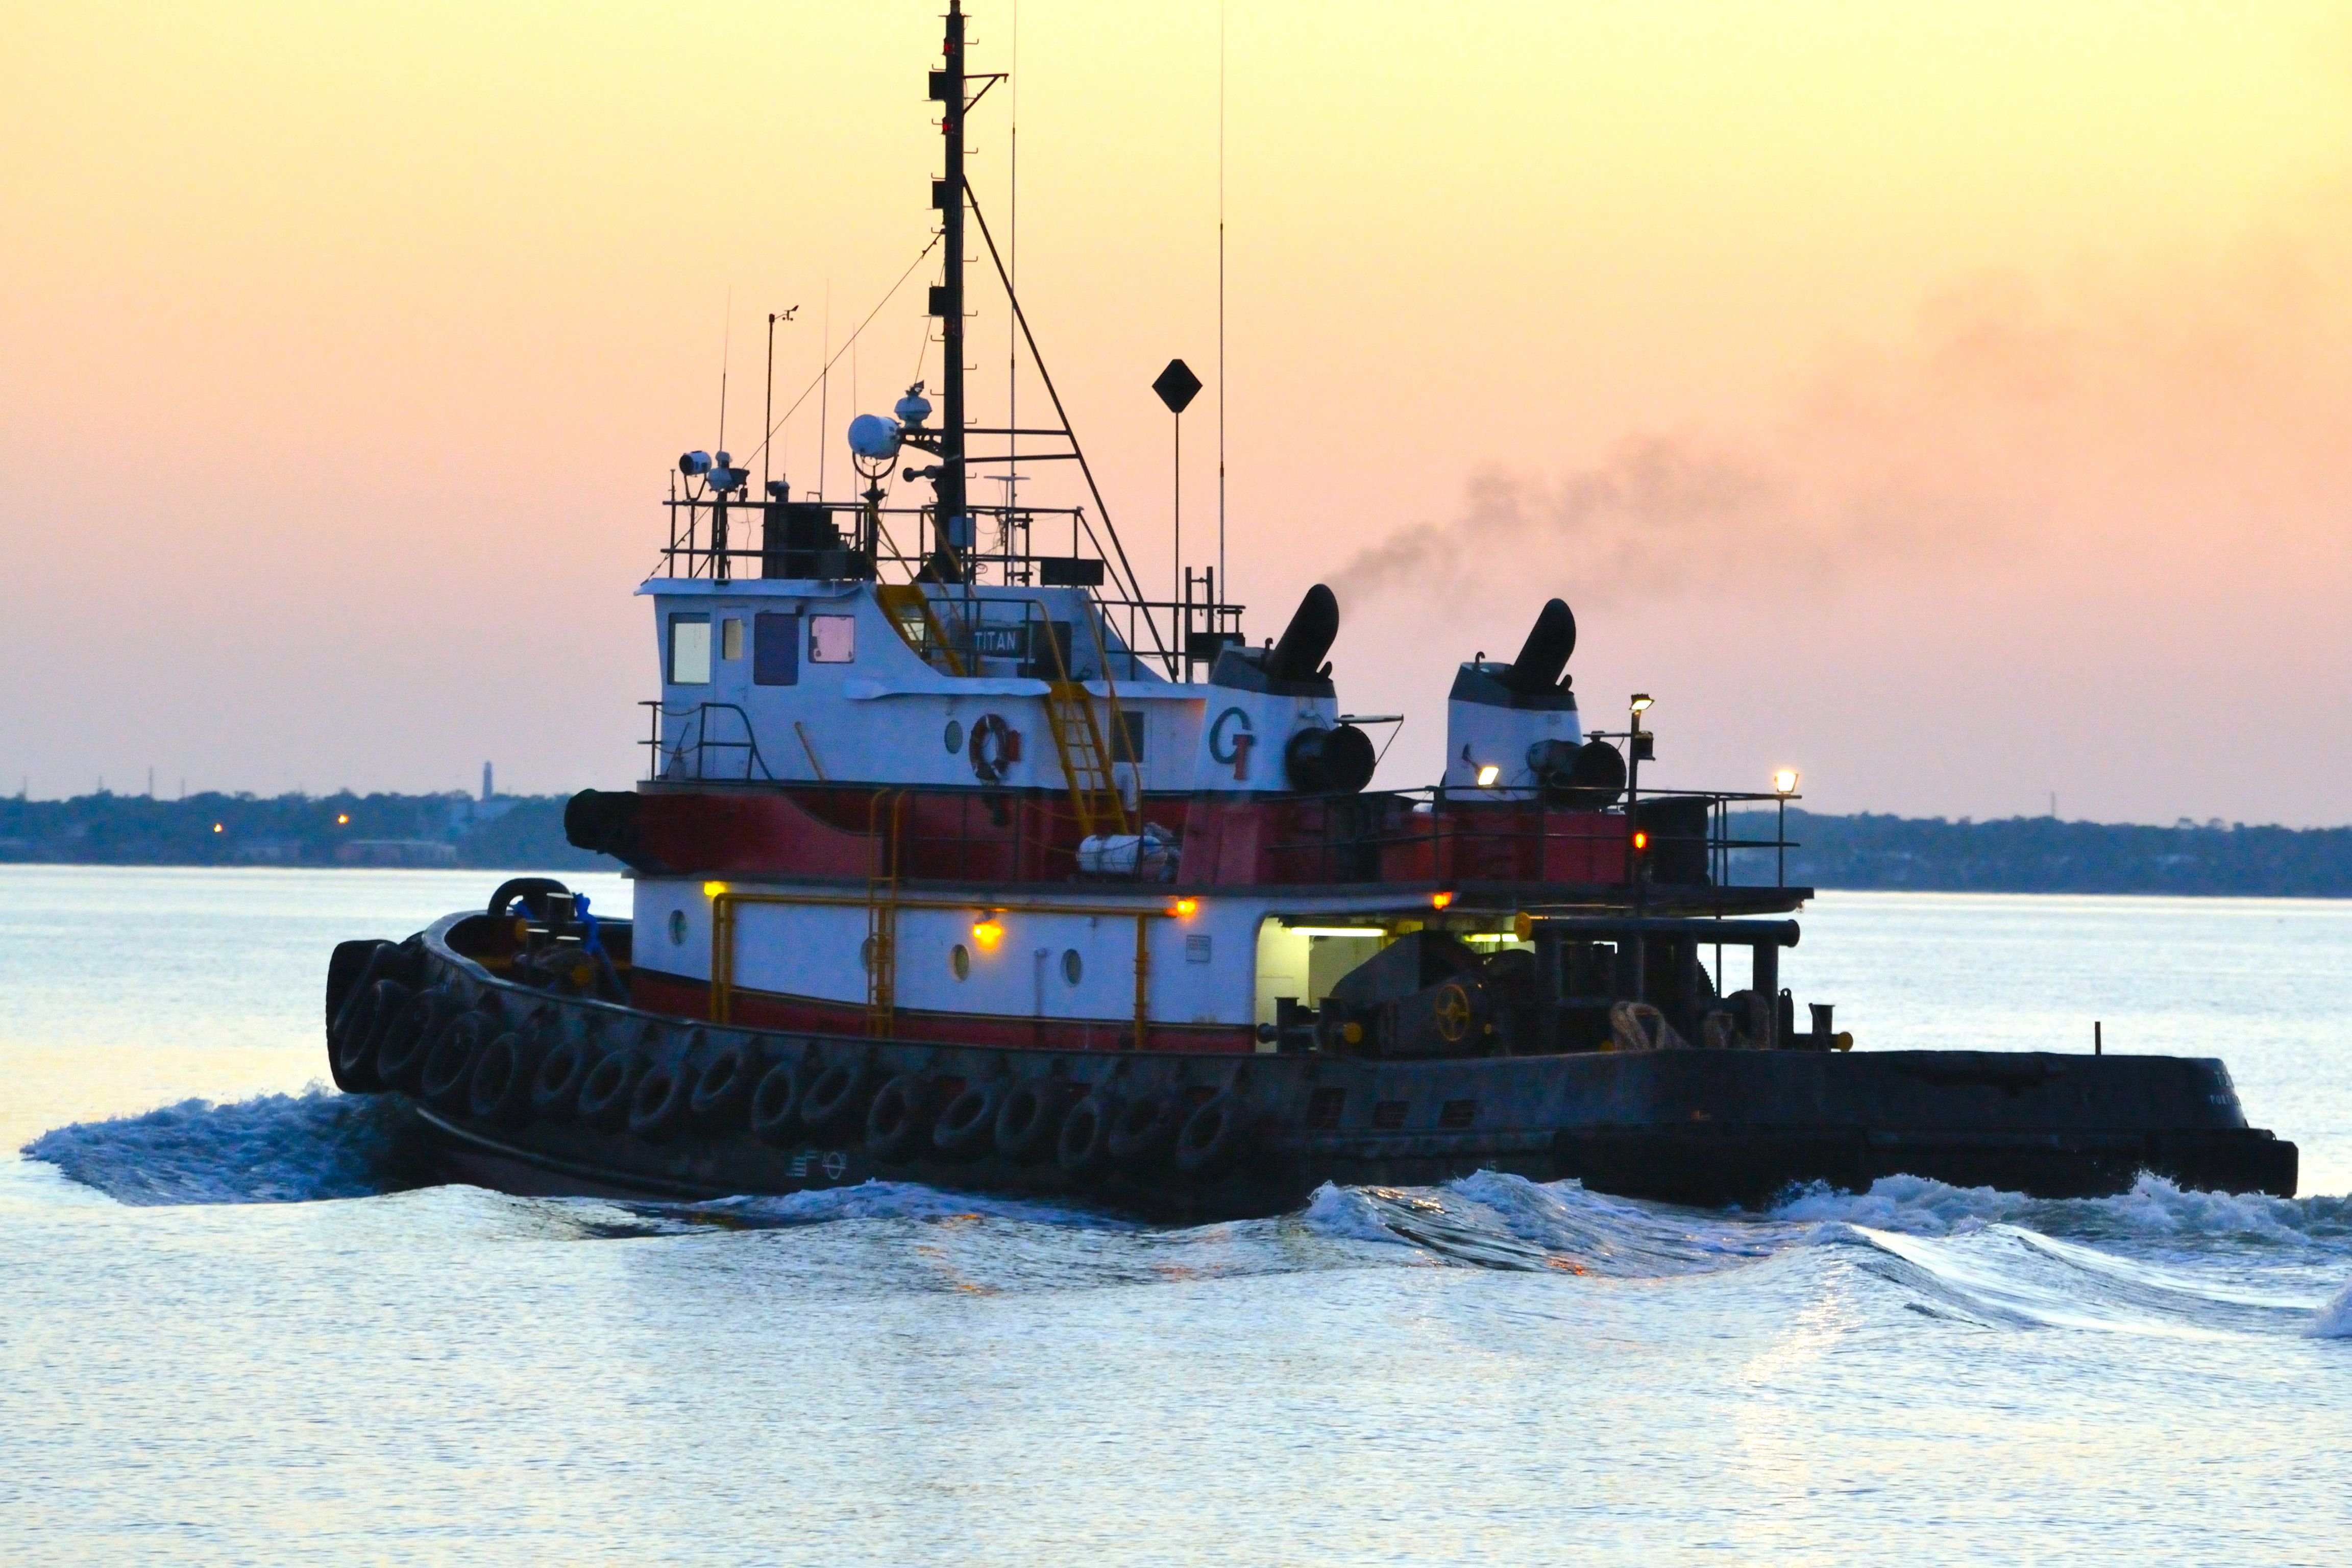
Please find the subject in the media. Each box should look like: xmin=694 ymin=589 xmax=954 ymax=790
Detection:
xmin=5 ymin=868 xmax=2348 ymax=1563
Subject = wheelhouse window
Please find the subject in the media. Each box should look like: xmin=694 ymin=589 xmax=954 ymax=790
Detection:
xmin=810 ymin=614 xmax=856 ymax=664
xmin=754 ymin=611 xmax=801 ymax=685
xmin=720 ymin=617 xmax=744 ymax=661
xmin=668 ymin=615 xmax=711 ymax=685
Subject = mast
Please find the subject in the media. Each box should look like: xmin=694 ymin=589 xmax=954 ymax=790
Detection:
xmin=930 ymin=1 xmax=969 ymax=566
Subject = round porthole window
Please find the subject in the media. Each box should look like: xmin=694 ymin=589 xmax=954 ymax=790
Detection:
xmin=943 ymin=719 xmax=964 ymax=753
xmin=951 ymin=943 xmax=971 ymax=980
xmin=668 ymin=909 xmax=688 ymax=946
xmin=1062 ymin=948 xmax=1083 ymax=985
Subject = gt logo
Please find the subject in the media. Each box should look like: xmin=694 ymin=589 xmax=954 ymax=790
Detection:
xmin=1209 ymin=706 xmax=1255 ymax=779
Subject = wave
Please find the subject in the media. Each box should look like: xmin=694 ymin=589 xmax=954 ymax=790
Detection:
xmin=1768 ymin=1171 xmax=2352 ymax=1252
xmin=18 ymin=1091 xmax=420 ymax=1206
xmin=2309 ymin=1273 xmax=2352 ymax=1338
xmin=21 ymin=1090 xmax=2352 ymax=1337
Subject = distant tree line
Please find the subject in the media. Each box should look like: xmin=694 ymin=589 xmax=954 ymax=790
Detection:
xmin=1735 ymin=808 xmax=2352 ymax=898
xmin=6 ymin=793 xmax=2350 ymax=896
xmin=0 ymin=791 xmax=605 ymax=870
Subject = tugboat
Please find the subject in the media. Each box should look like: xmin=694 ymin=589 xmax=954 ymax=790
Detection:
xmin=320 ymin=4 xmax=2295 ymax=1215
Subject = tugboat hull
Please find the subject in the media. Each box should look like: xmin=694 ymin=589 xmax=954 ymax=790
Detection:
xmin=328 ymin=918 xmax=2297 ymax=1218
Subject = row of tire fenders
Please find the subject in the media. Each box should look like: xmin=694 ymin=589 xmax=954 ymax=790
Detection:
xmin=326 ymin=940 xmax=1257 ymax=1184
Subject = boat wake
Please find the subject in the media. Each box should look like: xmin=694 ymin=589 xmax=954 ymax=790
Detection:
xmin=20 ymin=1091 xmax=2351 ymax=1335
xmin=18 ymin=1090 xmax=423 ymax=1206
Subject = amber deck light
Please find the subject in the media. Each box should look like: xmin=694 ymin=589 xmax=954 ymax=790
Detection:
xmin=971 ymin=918 xmax=1005 ymax=950
xmin=1172 ymin=898 xmax=1198 ymax=918
xmin=1431 ymin=891 xmax=1454 ymax=911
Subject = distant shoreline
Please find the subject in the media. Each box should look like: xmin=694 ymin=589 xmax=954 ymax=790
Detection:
xmin=4 ymin=793 xmax=2347 ymax=898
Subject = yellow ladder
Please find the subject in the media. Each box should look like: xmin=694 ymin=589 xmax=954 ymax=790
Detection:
xmin=1043 ymin=682 xmax=1131 ymax=839
xmin=876 ymin=583 xmax=967 ymax=676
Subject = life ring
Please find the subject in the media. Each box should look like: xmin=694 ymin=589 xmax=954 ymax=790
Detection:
xmin=968 ymin=713 xmax=1017 ymax=783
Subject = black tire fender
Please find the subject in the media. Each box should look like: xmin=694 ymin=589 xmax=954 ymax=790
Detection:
xmin=467 ymin=1031 xmax=541 ymax=1127
xmin=690 ymin=1041 xmax=760 ymax=1131
xmin=420 ymin=1010 xmax=491 ymax=1112
xmin=333 ymin=976 xmax=407 ymax=1094
xmin=993 ymin=1076 xmax=1073 ymax=1165
xmin=628 ymin=1054 xmax=695 ymax=1144
xmin=1173 ymin=1091 xmax=1255 ymax=1180
xmin=800 ymin=1056 xmax=876 ymax=1145
xmin=376 ymin=987 xmax=456 ymax=1094
xmin=749 ymin=1061 xmax=805 ymax=1146
xmin=1107 ymin=1092 xmax=1185 ymax=1168
xmin=528 ymin=1032 xmax=594 ymax=1122
xmin=577 ymin=1048 xmax=650 ymax=1134
xmin=1056 ymin=1090 xmax=1119 ymax=1180
xmin=864 ymin=1073 xmax=935 ymax=1164
xmin=932 ymin=1078 xmax=1008 ymax=1161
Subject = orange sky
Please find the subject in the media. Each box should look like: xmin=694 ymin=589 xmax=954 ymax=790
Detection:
xmin=5 ymin=2 xmax=2350 ymax=821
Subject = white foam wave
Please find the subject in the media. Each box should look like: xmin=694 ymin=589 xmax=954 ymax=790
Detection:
xmin=2308 ymin=1277 xmax=2352 ymax=1339
xmin=661 ymin=1181 xmax=1131 ymax=1231
xmin=20 ymin=1091 xmax=412 ymax=1206
xmin=1304 ymin=1172 xmax=1794 ymax=1276
xmin=1770 ymin=1172 xmax=2352 ymax=1250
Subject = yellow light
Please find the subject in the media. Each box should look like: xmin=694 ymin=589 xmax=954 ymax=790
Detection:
xmin=1475 ymin=764 xmax=1501 ymax=788
xmin=1431 ymin=891 xmax=1454 ymax=910
xmin=1172 ymin=898 xmax=1198 ymax=918
xmin=212 ymin=823 xmax=223 ymax=834
xmin=971 ymin=918 xmax=1004 ymax=950
xmin=1632 ymin=830 xmax=1650 ymax=851
xmin=335 ymin=813 xmax=350 ymax=825
xmin=1630 ymin=693 xmax=1654 ymax=714
xmin=703 ymin=881 xmax=727 ymax=898
xmin=1772 ymin=768 xmax=1800 ymax=796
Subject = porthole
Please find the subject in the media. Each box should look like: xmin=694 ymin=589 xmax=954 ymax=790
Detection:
xmin=667 ymin=909 xmax=688 ymax=946
xmin=951 ymin=943 xmax=971 ymax=980
xmin=1062 ymin=948 xmax=1083 ymax=986
xmin=943 ymin=719 xmax=964 ymax=753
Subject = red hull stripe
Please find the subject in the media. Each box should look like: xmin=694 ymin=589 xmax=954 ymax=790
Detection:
xmin=630 ymin=965 xmax=1258 ymax=1055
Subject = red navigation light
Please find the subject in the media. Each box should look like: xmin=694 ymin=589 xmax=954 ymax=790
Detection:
xmin=1632 ymin=831 xmax=1650 ymax=851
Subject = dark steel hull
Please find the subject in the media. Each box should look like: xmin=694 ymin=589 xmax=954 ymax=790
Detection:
xmin=333 ymin=916 xmax=2298 ymax=1218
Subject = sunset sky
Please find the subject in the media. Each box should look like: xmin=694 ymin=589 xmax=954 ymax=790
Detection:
xmin=5 ymin=2 xmax=2350 ymax=822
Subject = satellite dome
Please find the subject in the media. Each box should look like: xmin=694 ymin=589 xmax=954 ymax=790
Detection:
xmin=714 ymin=450 xmax=732 ymax=469
xmin=848 ymin=413 xmax=904 ymax=460
xmin=895 ymin=387 xmax=933 ymax=426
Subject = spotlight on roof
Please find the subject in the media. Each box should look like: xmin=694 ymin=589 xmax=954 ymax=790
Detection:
xmin=1773 ymin=768 xmax=1800 ymax=796
xmin=679 ymin=450 xmax=714 ymax=477
xmin=848 ymin=412 xmax=904 ymax=459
